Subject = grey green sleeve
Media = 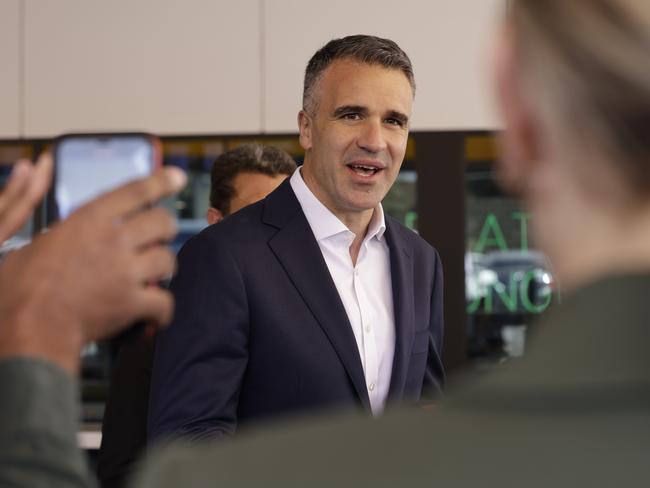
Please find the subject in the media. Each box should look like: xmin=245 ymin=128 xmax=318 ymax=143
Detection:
xmin=0 ymin=358 xmax=96 ymax=488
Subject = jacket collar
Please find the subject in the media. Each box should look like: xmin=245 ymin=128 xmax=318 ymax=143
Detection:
xmin=261 ymin=179 xmax=417 ymax=409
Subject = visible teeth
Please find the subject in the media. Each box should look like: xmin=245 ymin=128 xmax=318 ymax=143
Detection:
xmin=349 ymin=164 xmax=379 ymax=175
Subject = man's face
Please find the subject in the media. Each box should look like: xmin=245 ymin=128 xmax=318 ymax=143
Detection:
xmin=298 ymin=59 xmax=413 ymax=220
xmin=206 ymin=171 xmax=288 ymax=225
xmin=230 ymin=171 xmax=288 ymax=214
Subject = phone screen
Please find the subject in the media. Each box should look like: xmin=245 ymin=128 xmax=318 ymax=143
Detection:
xmin=54 ymin=135 xmax=156 ymax=220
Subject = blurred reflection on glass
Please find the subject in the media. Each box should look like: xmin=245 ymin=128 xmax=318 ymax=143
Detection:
xmin=465 ymin=135 xmax=558 ymax=366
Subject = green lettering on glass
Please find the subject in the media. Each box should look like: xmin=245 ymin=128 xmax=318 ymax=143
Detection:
xmin=467 ymin=295 xmax=482 ymax=314
xmin=494 ymin=279 xmax=518 ymax=313
xmin=478 ymin=280 xmax=516 ymax=313
xmin=520 ymin=270 xmax=552 ymax=313
xmin=474 ymin=213 xmax=508 ymax=252
xmin=512 ymin=211 xmax=531 ymax=251
xmin=483 ymin=285 xmax=493 ymax=313
xmin=404 ymin=211 xmax=418 ymax=230
xmin=467 ymin=272 xmax=553 ymax=315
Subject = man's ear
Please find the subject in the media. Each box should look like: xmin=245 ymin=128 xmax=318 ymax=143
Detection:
xmin=493 ymin=22 xmax=541 ymax=195
xmin=298 ymin=110 xmax=313 ymax=151
xmin=206 ymin=207 xmax=223 ymax=225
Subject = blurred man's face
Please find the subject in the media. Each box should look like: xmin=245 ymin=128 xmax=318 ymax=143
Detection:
xmin=229 ymin=171 xmax=288 ymax=214
xmin=206 ymin=171 xmax=288 ymax=225
xmin=298 ymin=58 xmax=413 ymax=222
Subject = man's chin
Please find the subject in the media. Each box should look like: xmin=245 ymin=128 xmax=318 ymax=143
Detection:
xmin=342 ymin=194 xmax=383 ymax=214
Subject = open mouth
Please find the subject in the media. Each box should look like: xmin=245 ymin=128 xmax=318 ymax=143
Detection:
xmin=347 ymin=164 xmax=382 ymax=177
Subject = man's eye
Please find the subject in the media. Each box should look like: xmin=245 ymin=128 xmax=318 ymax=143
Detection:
xmin=385 ymin=118 xmax=405 ymax=127
xmin=341 ymin=113 xmax=361 ymax=121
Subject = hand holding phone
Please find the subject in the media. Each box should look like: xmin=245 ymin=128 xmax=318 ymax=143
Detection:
xmin=50 ymin=133 xmax=162 ymax=223
xmin=49 ymin=133 xmax=166 ymax=344
xmin=0 ymin=167 xmax=185 ymax=373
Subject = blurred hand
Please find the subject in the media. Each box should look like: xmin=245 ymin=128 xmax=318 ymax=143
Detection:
xmin=0 ymin=167 xmax=186 ymax=374
xmin=0 ymin=154 xmax=53 ymax=243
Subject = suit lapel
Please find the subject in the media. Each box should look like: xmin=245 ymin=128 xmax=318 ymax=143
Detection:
xmin=262 ymin=181 xmax=371 ymax=411
xmin=384 ymin=219 xmax=415 ymax=403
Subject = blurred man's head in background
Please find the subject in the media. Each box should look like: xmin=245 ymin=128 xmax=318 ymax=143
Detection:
xmin=208 ymin=144 xmax=296 ymax=224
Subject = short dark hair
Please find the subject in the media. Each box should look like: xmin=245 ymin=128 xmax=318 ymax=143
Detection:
xmin=303 ymin=34 xmax=415 ymax=112
xmin=210 ymin=144 xmax=296 ymax=215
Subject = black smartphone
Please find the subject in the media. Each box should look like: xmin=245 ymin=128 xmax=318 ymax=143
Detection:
xmin=49 ymin=133 xmax=164 ymax=346
xmin=48 ymin=133 xmax=162 ymax=223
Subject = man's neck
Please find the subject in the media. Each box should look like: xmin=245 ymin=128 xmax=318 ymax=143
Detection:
xmin=298 ymin=165 xmax=376 ymax=244
xmin=348 ymin=222 xmax=370 ymax=266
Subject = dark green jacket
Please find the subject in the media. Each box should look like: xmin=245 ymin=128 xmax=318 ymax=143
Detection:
xmin=0 ymin=358 xmax=95 ymax=487
xmin=3 ymin=274 xmax=650 ymax=487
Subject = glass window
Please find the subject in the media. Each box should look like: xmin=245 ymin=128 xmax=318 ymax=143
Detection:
xmin=464 ymin=135 xmax=557 ymax=366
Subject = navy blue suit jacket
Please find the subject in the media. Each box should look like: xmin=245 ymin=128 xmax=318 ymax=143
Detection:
xmin=148 ymin=179 xmax=444 ymax=441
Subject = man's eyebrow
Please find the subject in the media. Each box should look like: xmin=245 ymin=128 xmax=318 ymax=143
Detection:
xmin=332 ymin=105 xmax=368 ymax=117
xmin=386 ymin=110 xmax=409 ymax=125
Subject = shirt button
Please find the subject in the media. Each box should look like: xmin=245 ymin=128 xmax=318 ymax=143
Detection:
xmin=365 ymin=325 xmax=371 ymax=333
xmin=368 ymin=383 xmax=375 ymax=392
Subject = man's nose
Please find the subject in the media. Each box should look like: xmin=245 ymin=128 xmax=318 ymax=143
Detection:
xmin=357 ymin=118 xmax=387 ymax=153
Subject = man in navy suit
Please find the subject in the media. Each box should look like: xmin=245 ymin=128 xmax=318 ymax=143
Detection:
xmin=148 ymin=34 xmax=445 ymax=442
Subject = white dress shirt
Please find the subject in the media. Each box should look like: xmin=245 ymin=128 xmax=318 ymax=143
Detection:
xmin=290 ymin=168 xmax=395 ymax=415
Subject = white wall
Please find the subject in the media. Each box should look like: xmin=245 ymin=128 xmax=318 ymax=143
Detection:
xmin=4 ymin=0 xmax=504 ymax=138
xmin=0 ymin=0 xmax=21 ymax=138
xmin=264 ymin=0 xmax=504 ymax=132
xmin=23 ymin=0 xmax=261 ymax=137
